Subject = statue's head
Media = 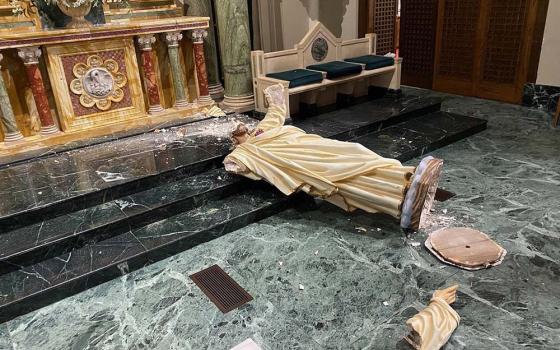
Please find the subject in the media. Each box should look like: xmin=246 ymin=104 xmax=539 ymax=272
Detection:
xmin=231 ymin=123 xmax=250 ymax=145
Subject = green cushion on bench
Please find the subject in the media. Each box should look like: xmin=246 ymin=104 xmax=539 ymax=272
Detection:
xmin=266 ymin=69 xmax=324 ymax=88
xmin=344 ymin=55 xmax=394 ymax=70
xmin=306 ymin=61 xmax=363 ymax=79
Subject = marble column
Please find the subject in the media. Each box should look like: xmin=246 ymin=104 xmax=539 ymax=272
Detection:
xmin=214 ymin=0 xmax=254 ymax=112
xmin=186 ymin=0 xmax=224 ymax=100
xmin=17 ymin=47 xmax=58 ymax=135
xmin=191 ymin=29 xmax=213 ymax=105
xmin=0 ymin=53 xmax=24 ymax=142
xmin=137 ymin=34 xmax=164 ymax=114
xmin=165 ymin=31 xmax=190 ymax=109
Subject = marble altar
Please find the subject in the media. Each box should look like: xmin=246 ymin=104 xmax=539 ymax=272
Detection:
xmin=0 ymin=11 xmax=215 ymax=158
xmin=186 ymin=0 xmax=224 ymax=100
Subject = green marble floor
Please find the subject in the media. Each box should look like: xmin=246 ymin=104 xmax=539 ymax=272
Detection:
xmin=1 ymin=89 xmax=559 ymax=350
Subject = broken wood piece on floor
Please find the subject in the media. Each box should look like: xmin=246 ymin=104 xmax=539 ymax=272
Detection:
xmin=434 ymin=188 xmax=456 ymax=202
xmin=405 ymin=285 xmax=460 ymax=350
xmin=425 ymin=227 xmax=507 ymax=270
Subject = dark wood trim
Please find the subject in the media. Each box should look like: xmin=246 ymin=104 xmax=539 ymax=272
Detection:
xmin=367 ymin=0 xmax=375 ymax=34
xmin=358 ymin=0 xmax=369 ymax=37
xmin=527 ymin=0 xmax=549 ymax=84
xmin=553 ymin=101 xmax=560 ymax=127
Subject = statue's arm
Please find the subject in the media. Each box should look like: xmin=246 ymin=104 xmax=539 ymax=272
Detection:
xmin=255 ymin=104 xmax=287 ymax=132
xmin=255 ymin=84 xmax=287 ymax=132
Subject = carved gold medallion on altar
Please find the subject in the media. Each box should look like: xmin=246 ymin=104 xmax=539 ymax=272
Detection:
xmin=46 ymin=38 xmax=145 ymax=132
xmin=69 ymin=55 xmax=128 ymax=111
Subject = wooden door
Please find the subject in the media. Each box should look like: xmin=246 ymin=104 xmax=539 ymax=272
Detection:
xmin=433 ymin=0 xmax=481 ymax=96
xmin=433 ymin=0 xmax=540 ymax=103
xmin=477 ymin=0 xmax=537 ymax=103
xmin=400 ymin=0 xmax=438 ymax=88
xmin=364 ymin=0 xmax=398 ymax=55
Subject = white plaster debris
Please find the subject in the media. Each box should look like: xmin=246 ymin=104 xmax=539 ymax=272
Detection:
xmin=421 ymin=210 xmax=458 ymax=232
xmin=278 ymin=261 xmax=283 ymax=266
xmin=442 ymin=209 xmax=448 ymax=214
xmin=376 ymin=228 xmax=381 ymax=231
xmin=409 ymin=241 xmax=421 ymax=247
xmin=383 ymin=301 xmax=389 ymax=306
xmin=230 ymin=338 xmax=263 ymax=350
xmin=187 ymin=115 xmax=254 ymax=139
xmin=299 ymin=284 xmax=305 ymax=290
xmin=217 ymin=176 xmax=223 ymax=180
xmin=355 ymin=227 xmax=367 ymax=232
xmin=314 ymin=250 xmax=319 ymax=255
xmin=95 ymin=171 xmax=125 ymax=182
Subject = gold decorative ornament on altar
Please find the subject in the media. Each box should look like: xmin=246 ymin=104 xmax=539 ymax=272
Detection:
xmin=49 ymin=0 xmax=97 ymax=28
xmin=70 ymin=55 xmax=128 ymax=111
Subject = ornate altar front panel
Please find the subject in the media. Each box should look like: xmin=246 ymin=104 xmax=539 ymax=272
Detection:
xmin=46 ymin=38 xmax=145 ymax=131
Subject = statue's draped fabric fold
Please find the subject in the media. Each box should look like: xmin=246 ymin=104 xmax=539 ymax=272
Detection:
xmin=224 ymin=104 xmax=415 ymax=218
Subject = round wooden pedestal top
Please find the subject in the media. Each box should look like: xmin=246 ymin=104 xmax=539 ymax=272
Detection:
xmin=428 ymin=227 xmax=505 ymax=269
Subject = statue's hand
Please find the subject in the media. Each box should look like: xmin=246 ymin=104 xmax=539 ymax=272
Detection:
xmin=432 ymin=285 xmax=459 ymax=305
xmin=264 ymin=84 xmax=286 ymax=107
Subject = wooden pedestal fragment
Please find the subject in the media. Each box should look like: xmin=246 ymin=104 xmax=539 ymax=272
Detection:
xmin=425 ymin=227 xmax=507 ymax=270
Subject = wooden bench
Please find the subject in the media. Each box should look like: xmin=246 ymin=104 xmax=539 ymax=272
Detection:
xmin=251 ymin=22 xmax=402 ymax=116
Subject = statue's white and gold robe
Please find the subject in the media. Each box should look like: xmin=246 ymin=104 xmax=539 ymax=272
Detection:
xmin=224 ymin=104 xmax=415 ymax=218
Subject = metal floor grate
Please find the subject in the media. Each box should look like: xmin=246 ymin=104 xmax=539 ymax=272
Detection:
xmin=189 ymin=265 xmax=253 ymax=313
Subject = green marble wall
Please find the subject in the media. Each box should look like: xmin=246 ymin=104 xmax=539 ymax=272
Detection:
xmin=186 ymin=0 xmax=220 ymax=88
xmin=214 ymin=0 xmax=253 ymax=98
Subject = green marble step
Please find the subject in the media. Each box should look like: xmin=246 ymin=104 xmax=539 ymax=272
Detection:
xmin=0 ymin=188 xmax=300 ymax=324
xmin=0 ymin=168 xmax=248 ymax=275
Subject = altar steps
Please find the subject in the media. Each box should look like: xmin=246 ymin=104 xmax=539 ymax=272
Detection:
xmin=0 ymin=168 xmax=245 ymax=274
xmin=0 ymin=94 xmax=442 ymax=232
xmin=0 ymin=187 xmax=299 ymax=323
xmin=0 ymin=107 xmax=486 ymax=323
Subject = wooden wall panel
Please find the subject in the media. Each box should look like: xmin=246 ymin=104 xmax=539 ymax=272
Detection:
xmin=433 ymin=0 xmax=480 ymax=95
xmin=400 ymin=0 xmax=438 ymax=88
xmin=433 ymin=0 xmax=541 ymax=103
xmin=371 ymin=0 xmax=398 ymax=55
xmin=478 ymin=0 xmax=537 ymax=103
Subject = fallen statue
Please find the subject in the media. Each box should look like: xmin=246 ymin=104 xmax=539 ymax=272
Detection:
xmin=405 ymin=285 xmax=460 ymax=350
xmin=224 ymin=84 xmax=443 ymax=232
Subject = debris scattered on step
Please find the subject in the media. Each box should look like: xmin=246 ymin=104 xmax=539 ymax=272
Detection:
xmin=425 ymin=227 xmax=506 ymax=270
xmin=218 ymin=176 xmax=223 ymax=180
xmin=314 ymin=250 xmax=319 ymax=255
xmin=409 ymin=241 xmax=421 ymax=247
xmin=278 ymin=261 xmax=283 ymax=266
xmin=405 ymin=285 xmax=460 ymax=350
xmin=383 ymin=301 xmax=389 ymax=306
xmin=376 ymin=228 xmax=381 ymax=232
xmin=442 ymin=209 xmax=448 ymax=214
xmin=206 ymin=105 xmax=227 ymax=117
xmin=355 ymin=227 xmax=367 ymax=232
xmin=96 ymin=171 xmax=125 ymax=182
xmin=299 ymin=284 xmax=305 ymax=290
